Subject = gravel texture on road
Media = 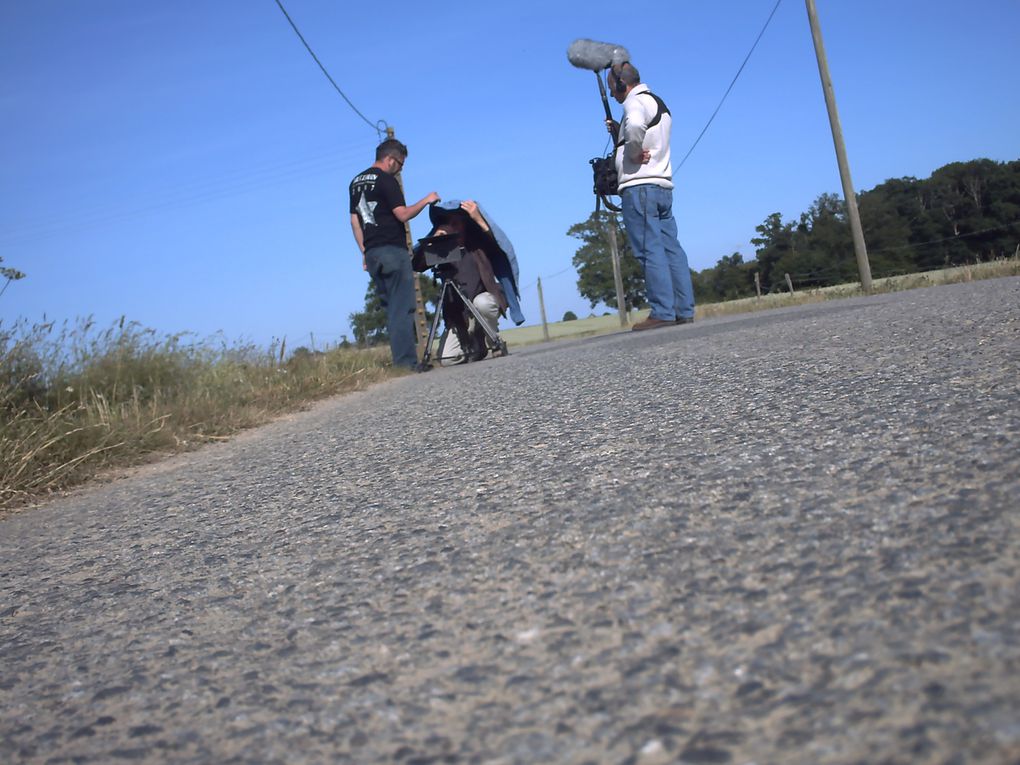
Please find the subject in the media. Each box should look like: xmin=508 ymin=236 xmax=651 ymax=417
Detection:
xmin=2 ymin=278 xmax=1019 ymax=765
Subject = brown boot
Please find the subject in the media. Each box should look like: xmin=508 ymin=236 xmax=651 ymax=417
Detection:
xmin=631 ymin=317 xmax=674 ymax=332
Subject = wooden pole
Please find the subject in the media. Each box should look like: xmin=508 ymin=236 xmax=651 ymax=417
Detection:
xmin=604 ymin=213 xmax=629 ymax=327
xmin=754 ymin=271 xmax=762 ymax=300
xmin=387 ymin=126 xmax=430 ymax=360
xmin=805 ymin=0 xmax=873 ymax=294
xmin=785 ymin=273 xmax=795 ymax=294
xmin=536 ymin=277 xmax=551 ymax=342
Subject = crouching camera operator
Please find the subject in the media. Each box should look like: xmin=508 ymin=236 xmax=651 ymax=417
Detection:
xmin=427 ymin=201 xmax=508 ymax=364
xmin=413 ymin=199 xmax=525 ymax=366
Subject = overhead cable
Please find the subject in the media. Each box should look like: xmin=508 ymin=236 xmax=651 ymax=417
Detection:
xmin=519 ymin=265 xmax=575 ymax=293
xmin=676 ymin=0 xmax=783 ymax=171
xmin=273 ymin=0 xmax=385 ymax=139
xmin=867 ymin=219 xmax=1020 ymax=254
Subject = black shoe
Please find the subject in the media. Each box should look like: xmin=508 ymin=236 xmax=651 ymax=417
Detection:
xmin=469 ymin=329 xmax=489 ymax=361
xmin=414 ymin=362 xmax=433 ymax=373
xmin=675 ymin=316 xmax=695 ymax=325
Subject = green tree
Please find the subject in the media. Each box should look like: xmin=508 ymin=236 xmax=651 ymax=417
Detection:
xmin=977 ymin=159 xmax=1020 ymax=258
xmin=419 ymin=274 xmax=441 ymax=313
xmin=693 ymin=252 xmax=755 ymax=302
xmin=921 ymin=159 xmax=1019 ymax=265
xmin=858 ymin=176 xmax=923 ymax=278
xmin=750 ymin=212 xmax=795 ymax=292
xmin=562 ymin=310 xmax=578 ymax=321
xmin=348 ymin=275 xmax=442 ymax=347
xmin=853 ymin=159 xmax=1020 ymax=273
xmin=747 ymin=159 xmax=1020 ymax=289
xmin=568 ymin=212 xmax=646 ymax=311
xmin=778 ymin=193 xmax=855 ymax=286
xmin=348 ymin=283 xmax=387 ymax=346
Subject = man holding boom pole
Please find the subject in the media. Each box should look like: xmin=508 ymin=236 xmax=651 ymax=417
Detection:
xmin=607 ymin=61 xmax=696 ymax=331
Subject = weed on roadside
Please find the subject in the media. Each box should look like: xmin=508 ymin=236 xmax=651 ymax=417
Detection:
xmin=0 ymin=318 xmax=398 ymax=510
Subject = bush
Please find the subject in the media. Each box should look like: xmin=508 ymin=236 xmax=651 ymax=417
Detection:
xmin=562 ymin=311 xmax=578 ymax=322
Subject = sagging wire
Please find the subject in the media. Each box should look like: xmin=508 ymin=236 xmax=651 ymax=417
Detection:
xmin=520 ymin=266 xmax=575 ymax=293
xmin=867 ymin=219 xmax=1020 ymax=254
xmin=273 ymin=0 xmax=387 ymax=140
xmin=676 ymin=0 xmax=783 ymax=171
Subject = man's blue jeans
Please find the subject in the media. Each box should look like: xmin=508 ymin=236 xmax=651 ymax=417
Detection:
xmin=620 ymin=184 xmax=695 ymax=321
xmin=365 ymin=244 xmax=418 ymax=368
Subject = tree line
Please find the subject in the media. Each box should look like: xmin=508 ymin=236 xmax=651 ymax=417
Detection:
xmin=571 ymin=158 xmax=1020 ymax=308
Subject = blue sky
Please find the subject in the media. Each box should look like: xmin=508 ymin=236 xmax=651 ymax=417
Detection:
xmin=2 ymin=0 xmax=1018 ymax=348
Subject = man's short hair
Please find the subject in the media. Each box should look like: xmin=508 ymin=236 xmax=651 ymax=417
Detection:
xmin=610 ymin=62 xmax=641 ymax=88
xmin=376 ymin=138 xmax=408 ymax=161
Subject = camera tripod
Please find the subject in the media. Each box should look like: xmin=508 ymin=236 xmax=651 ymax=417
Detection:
xmin=420 ymin=267 xmax=509 ymax=367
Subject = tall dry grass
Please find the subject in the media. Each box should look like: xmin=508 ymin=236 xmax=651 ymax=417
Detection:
xmin=0 ymin=318 xmax=397 ymax=509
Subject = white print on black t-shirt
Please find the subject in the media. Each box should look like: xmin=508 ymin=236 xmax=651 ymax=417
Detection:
xmin=356 ymin=192 xmax=377 ymax=226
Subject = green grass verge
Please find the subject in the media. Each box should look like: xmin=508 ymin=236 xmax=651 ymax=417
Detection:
xmin=503 ymin=259 xmax=1020 ymax=348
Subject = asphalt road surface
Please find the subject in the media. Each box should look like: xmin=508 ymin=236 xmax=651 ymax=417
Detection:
xmin=2 ymin=278 xmax=1018 ymax=765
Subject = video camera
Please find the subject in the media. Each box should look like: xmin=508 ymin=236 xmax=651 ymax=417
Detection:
xmin=413 ymin=233 xmax=464 ymax=273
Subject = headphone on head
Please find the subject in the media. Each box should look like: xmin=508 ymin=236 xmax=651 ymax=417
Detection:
xmin=610 ymin=63 xmax=630 ymax=94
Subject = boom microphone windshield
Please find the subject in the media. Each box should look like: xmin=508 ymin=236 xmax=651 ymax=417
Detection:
xmin=567 ymin=38 xmax=630 ymax=71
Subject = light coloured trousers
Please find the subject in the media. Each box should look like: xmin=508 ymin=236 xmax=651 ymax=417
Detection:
xmin=438 ymin=292 xmax=500 ymax=364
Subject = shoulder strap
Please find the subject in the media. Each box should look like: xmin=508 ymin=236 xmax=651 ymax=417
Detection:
xmin=641 ymin=91 xmax=671 ymax=129
xmin=615 ymin=91 xmax=672 ymax=148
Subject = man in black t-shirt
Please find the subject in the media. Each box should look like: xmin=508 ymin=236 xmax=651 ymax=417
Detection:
xmin=349 ymin=139 xmax=439 ymax=368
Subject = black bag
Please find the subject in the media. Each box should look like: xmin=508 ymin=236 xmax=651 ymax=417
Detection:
xmin=590 ymin=155 xmax=618 ymax=197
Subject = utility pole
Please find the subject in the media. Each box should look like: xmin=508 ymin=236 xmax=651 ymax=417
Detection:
xmin=603 ymin=213 xmax=629 ymax=326
xmin=387 ymin=126 xmax=430 ymax=359
xmin=536 ymin=278 xmax=551 ymax=342
xmin=805 ymin=0 xmax=873 ymax=293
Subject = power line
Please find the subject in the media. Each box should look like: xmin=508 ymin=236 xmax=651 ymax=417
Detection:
xmin=867 ymin=219 xmax=1020 ymax=254
xmin=546 ymin=266 xmax=575 ymax=281
xmin=0 ymin=140 xmax=375 ymax=247
xmin=273 ymin=0 xmax=385 ymax=138
xmin=676 ymin=0 xmax=783 ymax=171
xmin=520 ymin=266 xmax=575 ymax=293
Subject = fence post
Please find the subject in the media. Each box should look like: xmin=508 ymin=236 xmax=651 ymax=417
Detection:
xmin=785 ymin=273 xmax=795 ymax=294
xmin=754 ymin=272 xmax=762 ymax=300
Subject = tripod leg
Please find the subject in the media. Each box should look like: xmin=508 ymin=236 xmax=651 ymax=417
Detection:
xmin=448 ymin=282 xmax=506 ymax=358
xmin=420 ymin=280 xmax=448 ymax=365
